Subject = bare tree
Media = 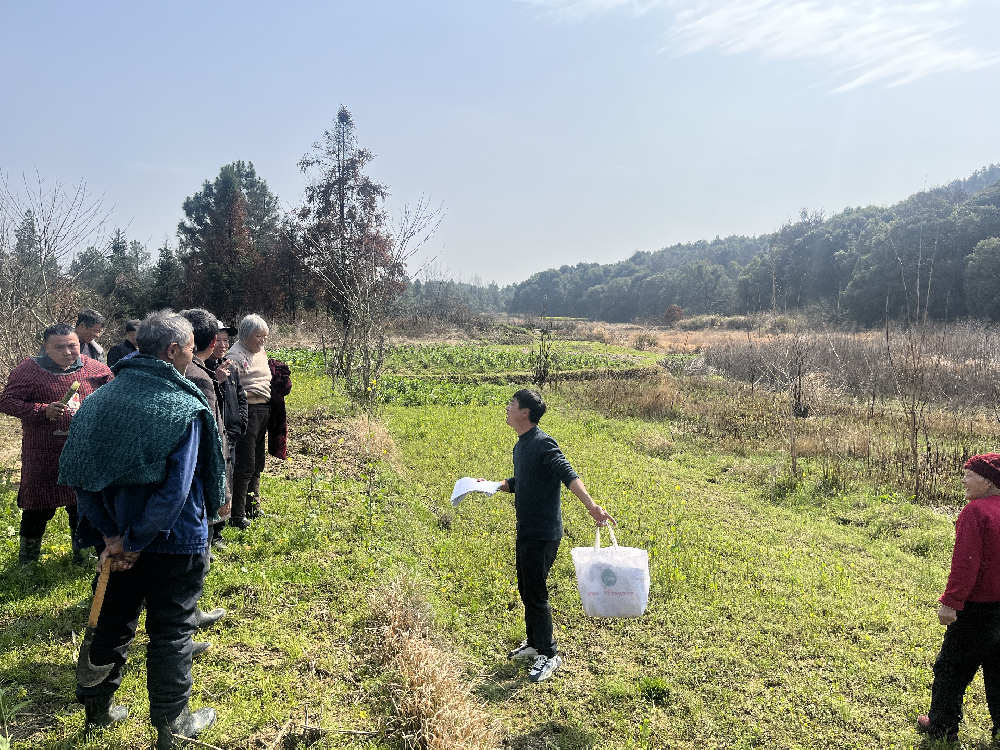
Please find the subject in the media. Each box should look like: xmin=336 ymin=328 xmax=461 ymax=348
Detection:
xmin=0 ymin=172 xmax=110 ymax=378
xmin=295 ymin=108 xmax=442 ymax=404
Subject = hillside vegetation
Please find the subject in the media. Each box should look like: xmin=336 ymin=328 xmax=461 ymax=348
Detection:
xmin=504 ymin=165 xmax=1000 ymax=325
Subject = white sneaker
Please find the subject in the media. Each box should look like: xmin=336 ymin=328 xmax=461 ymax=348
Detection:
xmin=528 ymin=653 xmax=562 ymax=682
xmin=507 ymin=640 xmax=539 ymax=661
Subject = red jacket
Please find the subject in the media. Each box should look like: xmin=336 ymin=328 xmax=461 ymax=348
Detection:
xmin=941 ymin=494 xmax=1000 ymax=610
xmin=0 ymin=356 xmax=113 ymax=510
xmin=266 ymin=358 xmax=291 ymax=460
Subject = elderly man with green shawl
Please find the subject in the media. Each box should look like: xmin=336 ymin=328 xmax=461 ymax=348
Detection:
xmin=58 ymin=310 xmax=226 ymax=749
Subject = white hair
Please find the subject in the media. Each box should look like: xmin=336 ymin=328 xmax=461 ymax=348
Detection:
xmin=237 ymin=314 xmax=269 ymax=344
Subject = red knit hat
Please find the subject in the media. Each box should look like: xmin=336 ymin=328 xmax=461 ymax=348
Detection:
xmin=964 ymin=453 xmax=1000 ymax=489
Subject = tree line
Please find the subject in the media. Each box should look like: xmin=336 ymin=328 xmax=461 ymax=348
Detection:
xmin=3 ymin=130 xmax=999 ymax=369
xmin=0 ymin=106 xmax=440 ymax=390
xmin=504 ymin=164 xmax=1000 ymax=325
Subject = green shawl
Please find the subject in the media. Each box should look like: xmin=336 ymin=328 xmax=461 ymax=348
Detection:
xmin=58 ymin=354 xmax=226 ymax=520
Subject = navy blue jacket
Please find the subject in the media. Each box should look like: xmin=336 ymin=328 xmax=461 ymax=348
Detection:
xmin=75 ymin=420 xmax=209 ymax=554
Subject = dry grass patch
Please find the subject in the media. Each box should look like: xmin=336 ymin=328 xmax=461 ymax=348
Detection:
xmin=365 ymin=577 xmax=501 ymax=750
xmin=276 ymin=408 xmax=401 ymax=480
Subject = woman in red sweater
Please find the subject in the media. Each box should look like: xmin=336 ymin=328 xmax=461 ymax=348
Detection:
xmin=0 ymin=323 xmax=113 ymax=566
xmin=918 ymin=453 xmax=1000 ymax=743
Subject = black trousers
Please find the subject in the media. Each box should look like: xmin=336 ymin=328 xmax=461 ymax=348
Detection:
xmin=76 ymin=550 xmax=208 ymax=725
xmin=516 ymin=538 xmax=561 ymax=658
xmin=20 ymin=505 xmax=78 ymax=538
xmin=232 ymin=403 xmax=269 ymax=520
xmin=930 ymin=601 xmax=1000 ymax=736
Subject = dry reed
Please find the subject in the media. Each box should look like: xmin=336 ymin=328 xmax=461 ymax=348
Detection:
xmin=366 ymin=577 xmax=501 ymax=750
xmin=567 ymin=366 xmax=998 ymax=505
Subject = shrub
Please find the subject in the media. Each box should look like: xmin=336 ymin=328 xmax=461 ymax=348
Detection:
xmin=662 ymin=304 xmax=683 ymax=325
xmin=632 ymin=331 xmax=660 ymax=351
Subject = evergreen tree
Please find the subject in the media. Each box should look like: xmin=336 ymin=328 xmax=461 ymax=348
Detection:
xmin=177 ymin=161 xmax=281 ymax=319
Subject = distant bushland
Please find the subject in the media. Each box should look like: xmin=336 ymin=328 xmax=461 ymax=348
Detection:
xmin=504 ymin=164 xmax=1000 ymax=326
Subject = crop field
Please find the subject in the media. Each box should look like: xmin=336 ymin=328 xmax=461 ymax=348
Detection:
xmin=385 ymin=343 xmax=651 ymax=376
xmin=0 ymin=337 xmax=996 ymax=748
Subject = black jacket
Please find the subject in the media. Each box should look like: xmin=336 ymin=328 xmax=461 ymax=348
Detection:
xmin=506 ymin=426 xmax=579 ymax=541
xmin=206 ymin=357 xmax=249 ymax=442
xmin=107 ymin=340 xmax=137 ymax=367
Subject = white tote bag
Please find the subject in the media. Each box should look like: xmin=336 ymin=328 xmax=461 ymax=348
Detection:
xmin=571 ymin=527 xmax=650 ymax=618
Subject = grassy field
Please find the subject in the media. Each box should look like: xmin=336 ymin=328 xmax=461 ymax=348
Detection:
xmin=0 ymin=340 xmax=993 ymax=748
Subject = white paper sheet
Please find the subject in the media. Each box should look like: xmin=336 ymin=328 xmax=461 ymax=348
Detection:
xmin=450 ymin=476 xmax=503 ymax=507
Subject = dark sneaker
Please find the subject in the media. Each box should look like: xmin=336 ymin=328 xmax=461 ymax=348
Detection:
xmin=228 ymin=517 xmax=252 ymax=531
xmin=528 ymin=654 xmax=562 ymax=683
xmin=246 ymin=495 xmax=269 ymax=520
xmin=211 ymin=538 xmax=227 ymax=552
xmin=916 ymin=714 xmax=959 ymax=742
xmin=507 ymin=640 xmax=539 ymax=661
xmin=192 ymin=641 xmax=212 ymax=658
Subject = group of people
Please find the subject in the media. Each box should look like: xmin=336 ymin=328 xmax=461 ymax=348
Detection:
xmin=0 ymin=308 xmax=289 ymax=749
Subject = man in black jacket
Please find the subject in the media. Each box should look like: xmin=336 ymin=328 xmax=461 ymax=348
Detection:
xmin=490 ymin=388 xmax=614 ymax=683
xmin=107 ymin=320 xmax=140 ymax=367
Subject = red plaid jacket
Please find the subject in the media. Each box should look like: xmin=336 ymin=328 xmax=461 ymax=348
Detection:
xmin=0 ymin=357 xmax=113 ymax=509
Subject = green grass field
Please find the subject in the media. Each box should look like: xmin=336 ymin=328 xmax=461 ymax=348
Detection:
xmin=0 ymin=344 xmax=990 ymax=748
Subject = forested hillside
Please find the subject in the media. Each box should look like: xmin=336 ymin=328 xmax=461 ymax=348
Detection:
xmin=505 ymin=164 xmax=1000 ymax=324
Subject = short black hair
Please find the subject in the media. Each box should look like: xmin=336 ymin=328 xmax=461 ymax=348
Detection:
xmin=43 ymin=323 xmax=75 ymax=342
xmin=179 ymin=308 xmax=219 ymax=352
xmin=512 ymin=388 xmax=547 ymax=424
xmin=125 ymin=319 xmax=141 ymax=332
xmin=76 ymin=309 xmax=105 ymax=328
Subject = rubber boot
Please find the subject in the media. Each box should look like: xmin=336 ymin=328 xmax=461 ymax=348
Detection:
xmin=84 ymin=694 xmax=129 ymax=728
xmin=194 ymin=607 xmax=226 ymax=630
xmin=155 ymin=705 xmax=216 ymax=749
xmin=18 ymin=536 xmax=42 ymax=566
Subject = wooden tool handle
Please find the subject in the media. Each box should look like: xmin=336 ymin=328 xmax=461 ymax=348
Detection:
xmin=88 ymin=565 xmax=111 ymax=628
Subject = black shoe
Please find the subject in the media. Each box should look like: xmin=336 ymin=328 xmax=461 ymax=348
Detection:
xmin=228 ymin=517 xmax=252 ymax=531
xmin=84 ymin=694 xmax=129 ymax=728
xmin=211 ymin=538 xmax=227 ymax=552
xmin=192 ymin=641 xmax=212 ymax=658
xmin=194 ymin=607 xmax=226 ymax=630
xmin=155 ymin=705 xmax=216 ymax=749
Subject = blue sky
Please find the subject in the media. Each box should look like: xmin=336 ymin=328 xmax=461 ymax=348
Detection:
xmin=2 ymin=0 xmax=998 ymax=285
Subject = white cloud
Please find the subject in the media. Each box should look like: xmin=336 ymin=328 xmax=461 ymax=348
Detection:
xmin=522 ymin=0 xmax=999 ymax=90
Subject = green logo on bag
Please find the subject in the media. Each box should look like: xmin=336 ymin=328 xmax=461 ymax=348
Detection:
xmin=601 ymin=568 xmax=617 ymax=587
